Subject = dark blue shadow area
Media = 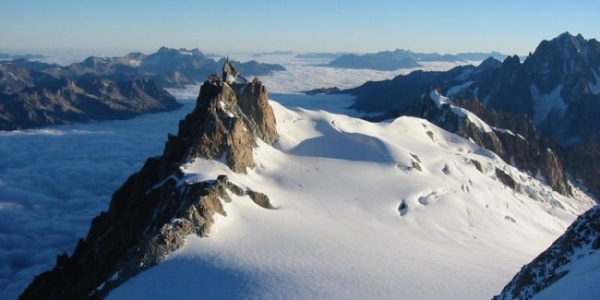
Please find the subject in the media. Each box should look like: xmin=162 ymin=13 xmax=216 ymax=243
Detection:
xmin=287 ymin=119 xmax=395 ymax=163
xmin=108 ymin=257 xmax=251 ymax=299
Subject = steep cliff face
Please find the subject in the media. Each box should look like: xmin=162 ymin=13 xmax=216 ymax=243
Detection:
xmin=19 ymin=63 xmax=277 ymax=300
xmin=482 ymin=33 xmax=600 ymax=144
xmin=524 ymin=33 xmax=600 ymax=101
xmin=483 ymin=55 xmax=533 ymax=116
xmin=567 ymin=140 xmax=600 ymax=199
xmin=173 ymin=76 xmax=277 ymax=174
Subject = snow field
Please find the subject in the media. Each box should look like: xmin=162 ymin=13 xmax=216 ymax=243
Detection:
xmin=109 ymin=100 xmax=594 ymax=300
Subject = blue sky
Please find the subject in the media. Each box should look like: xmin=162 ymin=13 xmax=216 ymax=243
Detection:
xmin=1 ymin=0 xmax=599 ymax=55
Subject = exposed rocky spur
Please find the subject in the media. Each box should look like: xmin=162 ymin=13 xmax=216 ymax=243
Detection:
xmin=405 ymin=90 xmax=571 ymax=196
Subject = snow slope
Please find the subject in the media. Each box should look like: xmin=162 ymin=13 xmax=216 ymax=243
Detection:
xmin=108 ymin=100 xmax=594 ymax=300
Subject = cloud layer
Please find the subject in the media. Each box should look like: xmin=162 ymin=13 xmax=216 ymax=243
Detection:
xmin=0 ymin=57 xmax=464 ymax=299
xmin=0 ymin=92 xmax=196 ymax=299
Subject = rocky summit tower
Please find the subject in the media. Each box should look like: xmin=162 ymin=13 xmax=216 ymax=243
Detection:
xmin=222 ymin=56 xmax=239 ymax=84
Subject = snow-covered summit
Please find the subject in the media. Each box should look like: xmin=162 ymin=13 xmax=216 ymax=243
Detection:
xmin=107 ymin=100 xmax=594 ymax=300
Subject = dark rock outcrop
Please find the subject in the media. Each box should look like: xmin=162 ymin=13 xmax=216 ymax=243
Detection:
xmin=493 ymin=205 xmax=600 ymax=300
xmin=483 ymin=55 xmax=534 ymax=116
xmin=454 ymin=97 xmax=572 ymax=195
xmin=567 ymin=140 xmax=600 ymax=198
xmin=19 ymin=61 xmax=277 ymax=300
xmin=0 ymin=77 xmax=181 ymax=131
xmin=495 ymin=168 xmax=519 ymax=191
xmin=303 ymin=86 xmax=341 ymax=95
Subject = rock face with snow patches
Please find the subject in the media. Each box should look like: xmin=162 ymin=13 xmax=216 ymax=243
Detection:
xmin=346 ymin=32 xmax=600 ymax=200
xmin=405 ymin=90 xmax=571 ymax=195
xmin=493 ymin=205 xmax=600 ymax=300
xmin=19 ymin=61 xmax=277 ymax=300
xmin=483 ymin=32 xmax=600 ymax=145
xmin=348 ymin=32 xmax=600 ymax=146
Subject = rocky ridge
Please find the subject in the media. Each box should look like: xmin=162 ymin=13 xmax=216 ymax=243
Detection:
xmin=492 ymin=205 xmax=600 ymax=299
xmin=0 ymin=59 xmax=56 ymax=93
xmin=348 ymin=33 xmax=600 ymax=146
xmin=19 ymin=61 xmax=277 ymax=300
xmin=39 ymin=47 xmax=286 ymax=88
xmin=347 ymin=57 xmax=501 ymax=113
xmin=405 ymin=90 xmax=571 ymax=195
xmin=0 ymin=77 xmax=181 ymax=131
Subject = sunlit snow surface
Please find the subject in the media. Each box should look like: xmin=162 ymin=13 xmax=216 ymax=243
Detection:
xmin=109 ymin=101 xmax=594 ymax=300
xmin=0 ymin=54 xmax=594 ymax=300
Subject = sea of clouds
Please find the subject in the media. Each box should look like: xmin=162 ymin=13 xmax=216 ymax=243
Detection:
xmin=0 ymin=53 xmax=469 ymax=299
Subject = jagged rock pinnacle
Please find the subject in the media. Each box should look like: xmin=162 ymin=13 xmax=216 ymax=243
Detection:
xmin=179 ymin=65 xmax=277 ymax=173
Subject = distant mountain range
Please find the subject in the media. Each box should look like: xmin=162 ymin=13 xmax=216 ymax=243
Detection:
xmin=252 ymin=50 xmax=294 ymax=57
xmin=49 ymin=47 xmax=286 ymax=88
xmin=0 ymin=77 xmax=181 ymax=131
xmin=326 ymin=49 xmax=508 ymax=70
xmin=347 ymin=33 xmax=600 ymax=146
xmin=294 ymin=52 xmax=349 ymax=59
xmin=0 ymin=53 xmax=45 ymax=60
xmin=1 ymin=47 xmax=286 ymax=89
xmin=0 ymin=47 xmax=286 ymax=130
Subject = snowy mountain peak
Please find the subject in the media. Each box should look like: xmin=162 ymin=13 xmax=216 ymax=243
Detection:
xmin=19 ymin=61 xmax=278 ymax=299
xmin=102 ymin=100 xmax=594 ymax=300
